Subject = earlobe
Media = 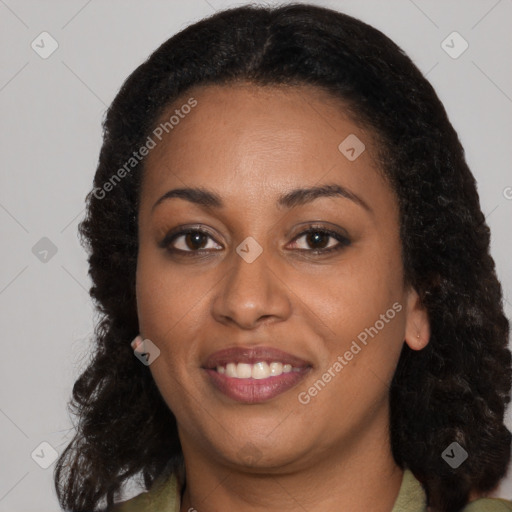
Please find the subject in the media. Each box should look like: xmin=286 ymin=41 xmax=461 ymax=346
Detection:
xmin=404 ymin=288 xmax=430 ymax=351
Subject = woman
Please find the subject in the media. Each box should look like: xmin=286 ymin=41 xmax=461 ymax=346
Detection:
xmin=54 ymin=4 xmax=512 ymax=511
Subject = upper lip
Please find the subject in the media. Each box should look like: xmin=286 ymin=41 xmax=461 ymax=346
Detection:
xmin=203 ymin=346 xmax=311 ymax=369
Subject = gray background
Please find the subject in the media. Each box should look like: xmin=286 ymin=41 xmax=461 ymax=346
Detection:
xmin=1 ymin=0 xmax=511 ymax=510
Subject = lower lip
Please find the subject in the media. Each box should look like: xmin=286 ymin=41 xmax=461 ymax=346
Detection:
xmin=204 ymin=368 xmax=310 ymax=403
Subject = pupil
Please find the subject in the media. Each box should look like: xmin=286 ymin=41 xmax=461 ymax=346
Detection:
xmin=186 ymin=233 xmax=206 ymax=250
xmin=308 ymin=231 xmax=328 ymax=249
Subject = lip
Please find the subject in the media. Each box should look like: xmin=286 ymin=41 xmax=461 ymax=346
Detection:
xmin=202 ymin=346 xmax=312 ymax=403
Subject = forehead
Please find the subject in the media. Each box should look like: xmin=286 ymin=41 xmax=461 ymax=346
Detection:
xmin=140 ymin=83 xmax=392 ymax=213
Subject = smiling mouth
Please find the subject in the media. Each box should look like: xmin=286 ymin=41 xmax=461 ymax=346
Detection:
xmin=215 ymin=361 xmax=304 ymax=379
xmin=202 ymin=346 xmax=312 ymax=403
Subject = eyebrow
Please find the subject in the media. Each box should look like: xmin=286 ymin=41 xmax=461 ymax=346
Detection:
xmin=151 ymin=183 xmax=371 ymax=213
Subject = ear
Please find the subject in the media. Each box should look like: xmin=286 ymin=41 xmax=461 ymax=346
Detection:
xmin=404 ymin=287 xmax=430 ymax=351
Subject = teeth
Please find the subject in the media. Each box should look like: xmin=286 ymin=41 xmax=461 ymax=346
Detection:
xmin=215 ymin=361 xmax=301 ymax=379
xmin=269 ymin=362 xmax=283 ymax=376
xmin=252 ymin=362 xmax=270 ymax=379
xmin=237 ymin=363 xmax=252 ymax=379
xmin=226 ymin=363 xmax=237 ymax=378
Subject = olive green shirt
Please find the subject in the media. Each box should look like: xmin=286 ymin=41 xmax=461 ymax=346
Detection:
xmin=112 ymin=468 xmax=512 ymax=511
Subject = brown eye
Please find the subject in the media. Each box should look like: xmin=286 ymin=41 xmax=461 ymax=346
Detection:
xmin=182 ymin=232 xmax=209 ymax=251
xmin=290 ymin=226 xmax=351 ymax=253
xmin=160 ymin=225 xmax=350 ymax=257
xmin=304 ymin=231 xmax=330 ymax=249
xmin=160 ymin=228 xmax=222 ymax=253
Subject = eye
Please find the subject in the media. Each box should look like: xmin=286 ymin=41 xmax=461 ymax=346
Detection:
xmin=160 ymin=227 xmax=223 ymax=253
xmin=160 ymin=224 xmax=351 ymax=256
xmin=288 ymin=225 xmax=351 ymax=254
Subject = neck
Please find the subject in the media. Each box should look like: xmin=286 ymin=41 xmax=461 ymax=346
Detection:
xmin=179 ymin=415 xmax=403 ymax=512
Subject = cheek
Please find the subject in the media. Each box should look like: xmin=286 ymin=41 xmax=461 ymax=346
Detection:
xmin=307 ymin=250 xmax=403 ymax=337
xmin=136 ymin=248 xmax=205 ymax=341
xmin=300 ymin=240 xmax=406 ymax=388
xmin=135 ymin=250 xmax=214 ymax=386
xmin=135 ymin=255 xmax=199 ymax=415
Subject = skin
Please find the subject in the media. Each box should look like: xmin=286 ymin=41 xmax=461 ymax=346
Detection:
xmin=136 ymin=83 xmax=430 ymax=512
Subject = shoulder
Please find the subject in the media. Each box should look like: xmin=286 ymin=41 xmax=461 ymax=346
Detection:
xmin=462 ymin=497 xmax=512 ymax=511
xmin=110 ymin=471 xmax=180 ymax=512
xmin=111 ymin=490 xmax=152 ymax=512
xmin=392 ymin=469 xmax=512 ymax=512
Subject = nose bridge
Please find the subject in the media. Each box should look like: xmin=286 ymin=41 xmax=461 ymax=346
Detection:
xmin=212 ymin=238 xmax=291 ymax=328
xmin=231 ymin=238 xmax=270 ymax=293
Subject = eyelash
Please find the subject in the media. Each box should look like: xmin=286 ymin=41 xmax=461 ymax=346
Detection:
xmin=159 ymin=224 xmax=351 ymax=256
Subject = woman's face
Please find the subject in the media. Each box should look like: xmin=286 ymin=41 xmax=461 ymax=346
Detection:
xmin=136 ymin=83 xmax=428 ymax=471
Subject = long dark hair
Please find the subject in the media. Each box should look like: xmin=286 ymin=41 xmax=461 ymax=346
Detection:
xmin=54 ymin=4 xmax=511 ymax=511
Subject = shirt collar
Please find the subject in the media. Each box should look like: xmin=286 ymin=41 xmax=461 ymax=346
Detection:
xmin=147 ymin=466 xmax=427 ymax=512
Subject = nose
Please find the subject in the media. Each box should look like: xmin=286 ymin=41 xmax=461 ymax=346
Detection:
xmin=211 ymin=246 xmax=292 ymax=329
